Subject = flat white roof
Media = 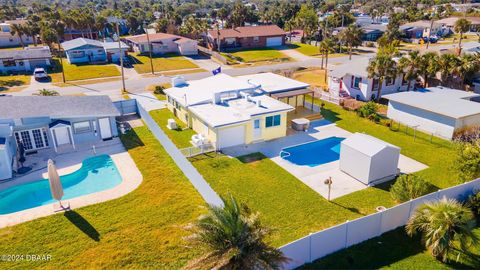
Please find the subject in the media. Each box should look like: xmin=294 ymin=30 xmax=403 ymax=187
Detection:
xmin=189 ymin=95 xmax=293 ymax=127
xmin=384 ymin=87 xmax=480 ymax=119
xmin=329 ymin=57 xmax=371 ymax=78
xmin=164 ymin=74 xmax=256 ymax=107
xmin=237 ymin=72 xmax=310 ymax=93
xmin=342 ymin=133 xmax=400 ymax=157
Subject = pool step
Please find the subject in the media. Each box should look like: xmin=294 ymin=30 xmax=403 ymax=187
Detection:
xmin=305 ymin=114 xmax=324 ymax=121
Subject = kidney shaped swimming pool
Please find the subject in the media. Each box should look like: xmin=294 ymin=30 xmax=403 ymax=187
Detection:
xmin=0 ymin=155 xmax=122 ymax=215
xmin=280 ymin=137 xmax=345 ymax=167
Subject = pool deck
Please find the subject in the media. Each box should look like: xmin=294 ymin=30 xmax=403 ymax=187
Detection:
xmin=0 ymin=138 xmax=143 ymax=229
xmin=222 ymin=122 xmax=428 ymax=200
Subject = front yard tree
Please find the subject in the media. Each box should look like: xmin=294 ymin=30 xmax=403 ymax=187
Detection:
xmin=295 ymin=4 xmax=318 ymax=43
xmin=398 ymin=50 xmax=422 ymax=91
xmin=367 ymin=53 xmax=397 ymax=102
xmin=339 ymin=24 xmax=364 ymax=60
xmin=406 ymin=198 xmax=479 ymax=262
xmin=319 ymin=38 xmax=335 ymax=81
xmin=418 ymin=52 xmax=439 ymax=88
xmin=454 ymin=18 xmax=471 ymax=54
xmin=185 ymin=195 xmax=288 ymax=270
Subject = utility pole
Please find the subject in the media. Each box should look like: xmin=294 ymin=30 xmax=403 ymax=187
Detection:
xmin=116 ymin=19 xmax=126 ymax=94
xmin=143 ymin=21 xmax=155 ymax=75
xmin=56 ymin=36 xmax=65 ymax=83
xmin=426 ymin=12 xmax=435 ymax=49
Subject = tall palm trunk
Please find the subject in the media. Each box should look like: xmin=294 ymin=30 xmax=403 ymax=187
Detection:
xmin=349 ymin=44 xmax=353 ymax=60
xmin=407 ymin=79 xmax=411 ymax=91
xmin=458 ymin=32 xmax=463 ymax=55
xmin=324 ymin=50 xmax=329 ymax=82
xmin=321 ymin=52 xmax=324 ymax=69
xmin=376 ymin=79 xmax=384 ymax=102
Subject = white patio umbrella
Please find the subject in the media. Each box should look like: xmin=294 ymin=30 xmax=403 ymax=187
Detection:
xmin=47 ymin=159 xmax=65 ymax=210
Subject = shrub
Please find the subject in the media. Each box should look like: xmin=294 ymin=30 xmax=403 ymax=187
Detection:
xmin=455 ymin=140 xmax=480 ymax=182
xmin=154 ymin=85 xmax=165 ymax=95
xmin=37 ymin=89 xmax=59 ymax=96
xmin=357 ymin=101 xmax=378 ymax=121
xmin=465 ymin=190 xmax=480 ymax=218
xmin=365 ymin=41 xmax=375 ymax=47
xmin=453 ymin=125 xmax=480 ymax=143
xmin=390 ymin=174 xmax=433 ymax=203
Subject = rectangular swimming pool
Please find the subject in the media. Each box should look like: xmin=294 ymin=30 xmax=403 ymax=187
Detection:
xmin=280 ymin=137 xmax=344 ymax=167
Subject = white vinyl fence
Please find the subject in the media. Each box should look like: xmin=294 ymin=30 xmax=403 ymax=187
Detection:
xmin=280 ymin=178 xmax=480 ymax=270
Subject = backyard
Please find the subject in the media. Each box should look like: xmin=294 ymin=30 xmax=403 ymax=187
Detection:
xmin=221 ymin=47 xmax=291 ymax=66
xmin=0 ymin=126 xmax=206 ymax=269
xmin=129 ymin=53 xmax=199 ymax=74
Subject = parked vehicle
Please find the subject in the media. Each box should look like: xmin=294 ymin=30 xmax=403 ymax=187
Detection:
xmin=33 ymin=68 xmax=48 ymax=80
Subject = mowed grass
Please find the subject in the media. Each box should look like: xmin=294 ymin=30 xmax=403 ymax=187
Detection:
xmin=130 ymin=53 xmax=198 ymax=74
xmin=0 ymin=126 xmax=205 ymax=269
xmin=301 ymin=227 xmax=480 ymax=269
xmin=289 ymin=42 xmax=321 ymax=56
xmin=292 ymin=68 xmax=328 ymax=89
xmin=221 ymin=47 xmax=291 ymax=64
xmin=0 ymin=74 xmax=31 ymax=91
xmin=150 ymin=109 xmax=196 ymax=148
xmin=50 ymin=58 xmax=120 ymax=82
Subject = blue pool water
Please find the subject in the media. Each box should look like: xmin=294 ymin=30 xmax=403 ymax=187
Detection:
xmin=0 ymin=155 xmax=122 ymax=215
xmin=281 ymin=137 xmax=344 ymax=167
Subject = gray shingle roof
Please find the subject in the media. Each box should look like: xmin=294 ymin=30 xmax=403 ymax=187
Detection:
xmin=0 ymin=96 xmax=120 ymax=119
xmin=0 ymin=47 xmax=52 ymax=60
xmin=61 ymin=38 xmax=104 ymax=51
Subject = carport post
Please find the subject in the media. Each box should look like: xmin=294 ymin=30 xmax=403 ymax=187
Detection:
xmin=311 ymin=92 xmax=314 ymax=111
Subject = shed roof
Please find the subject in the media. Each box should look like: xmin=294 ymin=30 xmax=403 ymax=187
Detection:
xmin=384 ymin=87 xmax=480 ymax=119
xmin=208 ymin=25 xmax=286 ymax=39
xmin=0 ymin=96 xmax=120 ymax=119
xmin=102 ymin=41 xmax=129 ymax=50
xmin=342 ymin=133 xmax=399 ymax=157
xmin=237 ymin=72 xmax=310 ymax=94
xmin=0 ymin=46 xmax=52 ymax=60
xmin=125 ymin=33 xmax=195 ymax=44
xmin=329 ymin=57 xmax=372 ymax=78
xmin=61 ymin=38 xmax=104 ymax=51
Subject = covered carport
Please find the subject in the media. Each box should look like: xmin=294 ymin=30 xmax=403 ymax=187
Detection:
xmin=270 ymin=88 xmax=316 ymax=112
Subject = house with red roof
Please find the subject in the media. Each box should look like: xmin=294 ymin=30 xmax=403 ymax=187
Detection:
xmin=124 ymin=33 xmax=198 ymax=56
xmin=206 ymin=25 xmax=286 ymax=51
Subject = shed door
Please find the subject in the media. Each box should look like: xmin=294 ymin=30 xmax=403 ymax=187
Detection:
xmin=55 ymin=127 xmax=70 ymax=145
xmin=99 ymin=118 xmax=112 ymax=139
xmin=266 ymin=37 xmax=283 ymax=47
xmin=217 ymin=125 xmax=245 ymax=149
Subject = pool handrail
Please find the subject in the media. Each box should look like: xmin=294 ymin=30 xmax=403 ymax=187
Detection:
xmin=279 ymin=150 xmax=291 ymax=158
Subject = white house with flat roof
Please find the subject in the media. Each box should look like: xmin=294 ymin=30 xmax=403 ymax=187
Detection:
xmin=340 ymin=133 xmax=400 ymax=185
xmin=164 ymin=73 xmax=311 ymax=150
xmin=328 ymin=57 xmax=412 ymax=101
xmin=384 ymin=87 xmax=480 ymax=139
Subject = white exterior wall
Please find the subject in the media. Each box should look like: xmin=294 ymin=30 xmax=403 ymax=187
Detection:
xmin=0 ymin=58 xmax=50 ymax=73
xmin=0 ymin=33 xmax=34 ymax=48
xmin=387 ymin=101 xmax=457 ymax=139
xmin=368 ymin=147 xmax=400 ymax=183
xmin=339 ymin=144 xmax=372 ymax=184
xmin=105 ymin=48 xmax=128 ymax=63
xmin=177 ymin=41 xmax=198 ymax=55
xmin=457 ymin=114 xmax=480 ymax=129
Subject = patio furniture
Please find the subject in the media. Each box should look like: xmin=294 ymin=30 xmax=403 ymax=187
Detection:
xmin=291 ymin=118 xmax=310 ymax=131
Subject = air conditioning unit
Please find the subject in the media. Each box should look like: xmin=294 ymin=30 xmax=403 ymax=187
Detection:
xmin=166 ymin=119 xmax=177 ymax=130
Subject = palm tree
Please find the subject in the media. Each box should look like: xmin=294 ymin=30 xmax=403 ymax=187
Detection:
xmin=185 ymin=195 xmax=288 ymax=270
xmin=319 ymin=38 xmax=335 ymax=70
xmin=339 ymin=24 xmax=364 ymax=60
xmin=437 ymin=53 xmax=459 ymax=86
xmin=10 ymin=24 xmax=25 ymax=47
xmin=398 ymin=51 xmax=422 ymax=91
xmin=406 ymin=198 xmax=479 ymax=262
xmin=367 ymin=54 xmax=397 ymax=102
xmin=94 ymin=15 xmax=107 ymax=40
xmin=454 ymin=18 xmax=472 ymax=54
xmin=37 ymin=89 xmax=59 ymax=96
xmin=455 ymin=53 xmax=480 ymax=87
xmin=418 ymin=52 xmax=439 ymax=87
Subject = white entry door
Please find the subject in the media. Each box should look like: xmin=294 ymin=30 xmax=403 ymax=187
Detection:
xmin=252 ymin=119 xmax=262 ymax=141
xmin=266 ymin=37 xmax=283 ymax=47
xmin=98 ymin=118 xmax=112 ymax=139
xmin=55 ymin=127 xmax=70 ymax=145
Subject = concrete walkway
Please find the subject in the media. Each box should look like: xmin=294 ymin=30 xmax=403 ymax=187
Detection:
xmin=136 ymin=99 xmax=224 ymax=207
xmin=279 ymin=47 xmax=315 ymax=61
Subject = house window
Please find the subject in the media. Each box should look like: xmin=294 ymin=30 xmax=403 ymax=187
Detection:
xmin=70 ymin=51 xmax=85 ymax=58
xmin=351 ymin=76 xmax=362 ymax=89
xmin=253 ymin=36 xmax=260 ymax=42
xmin=2 ymin=60 xmax=16 ymax=67
xmin=385 ymin=77 xmax=395 ymax=86
xmin=265 ymin=115 xmax=281 ymax=128
xmin=73 ymin=121 xmax=91 ymax=133
xmin=372 ymin=79 xmax=379 ymax=91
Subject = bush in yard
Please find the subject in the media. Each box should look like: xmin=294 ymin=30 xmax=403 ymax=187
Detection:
xmin=453 ymin=125 xmax=480 ymax=143
xmin=154 ymin=85 xmax=165 ymax=95
xmin=357 ymin=101 xmax=379 ymax=121
xmin=465 ymin=190 xmax=480 ymax=219
xmin=455 ymin=140 xmax=480 ymax=182
xmin=37 ymin=88 xmax=59 ymax=96
xmin=390 ymin=174 xmax=433 ymax=203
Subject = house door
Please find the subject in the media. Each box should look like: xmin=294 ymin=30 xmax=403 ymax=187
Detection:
xmin=253 ymin=119 xmax=262 ymax=141
xmin=15 ymin=128 xmax=49 ymax=151
xmin=55 ymin=127 xmax=70 ymax=145
xmin=98 ymin=118 xmax=112 ymax=139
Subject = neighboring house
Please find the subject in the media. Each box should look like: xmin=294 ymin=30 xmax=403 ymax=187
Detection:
xmin=0 ymin=19 xmax=34 ymax=48
xmin=206 ymin=25 xmax=286 ymax=51
xmin=0 ymin=96 xmax=120 ymax=180
xmin=328 ymin=57 xmax=412 ymax=101
xmin=0 ymin=46 xmax=52 ymax=74
xmin=124 ymin=33 xmax=198 ymax=56
xmin=384 ymin=87 xmax=480 ymax=139
xmin=361 ymin=24 xmax=386 ymax=41
xmin=164 ymin=73 xmax=311 ymax=150
xmin=61 ymin=38 xmax=129 ymax=64
xmin=435 ymin=16 xmax=480 ymax=33
xmin=400 ymin=20 xmax=443 ymax=39
xmin=63 ymin=29 xmax=99 ymax=41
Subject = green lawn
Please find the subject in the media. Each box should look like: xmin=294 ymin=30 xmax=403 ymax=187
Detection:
xmin=150 ymin=109 xmax=196 ymax=148
xmin=50 ymin=58 xmax=121 ymax=82
xmin=291 ymin=68 xmax=328 ymax=89
xmin=0 ymin=74 xmax=31 ymax=92
xmin=288 ymin=42 xmax=321 ymax=56
xmin=0 ymin=126 xmax=205 ymax=268
xmin=221 ymin=47 xmax=291 ymax=64
xmin=129 ymin=53 xmax=198 ymax=74
xmin=301 ymin=227 xmax=480 ymax=269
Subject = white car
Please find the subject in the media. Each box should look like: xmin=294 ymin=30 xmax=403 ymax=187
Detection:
xmin=33 ymin=68 xmax=48 ymax=80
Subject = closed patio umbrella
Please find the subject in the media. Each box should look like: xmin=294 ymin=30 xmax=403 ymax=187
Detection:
xmin=47 ymin=159 xmax=66 ymax=210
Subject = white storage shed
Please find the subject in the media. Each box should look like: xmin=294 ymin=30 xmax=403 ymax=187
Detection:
xmin=339 ymin=133 xmax=400 ymax=185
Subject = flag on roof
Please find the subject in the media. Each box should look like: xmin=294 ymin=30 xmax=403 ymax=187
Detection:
xmin=212 ymin=67 xmax=221 ymax=75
